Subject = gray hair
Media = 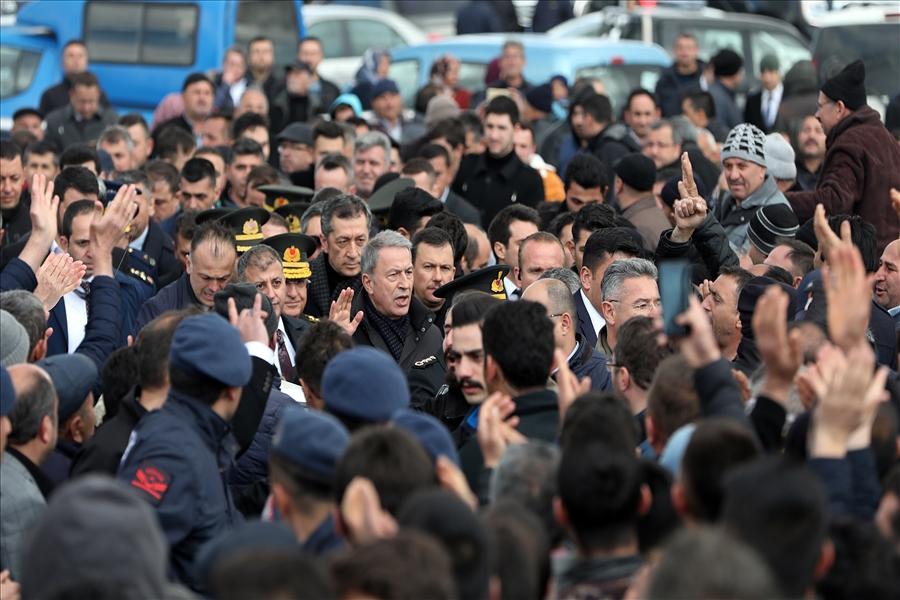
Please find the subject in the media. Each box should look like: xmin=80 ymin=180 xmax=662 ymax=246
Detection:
xmin=236 ymin=244 xmax=280 ymax=281
xmin=540 ymin=277 xmax=578 ymax=319
xmin=490 ymin=441 xmax=560 ymax=530
xmin=97 ymin=125 xmax=134 ymax=151
xmin=539 ymin=267 xmax=581 ymax=294
xmin=8 ymin=367 xmax=57 ymax=445
xmin=601 ymin=258 xmax=658 ymax=301
xmin=361 ymin=230 xmax=412 ymax=276
xmin=0 ymin=291 xmax=45 ymax=354
xmin=669 ymin=115 xmax=696 ymax=144
xmin=354 ymin=131 xmax=392 ymax=165
xmin=321 ymin=194 xmax=372 ymax=237
xmin=650 ymin=119 xmax=683 ymax=146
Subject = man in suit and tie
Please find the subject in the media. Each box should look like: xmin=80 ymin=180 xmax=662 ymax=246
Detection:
xmin=744 ymin=55 xmax=783 ymax=134
xmin=874 ymin=239 xmax=900 ymax=328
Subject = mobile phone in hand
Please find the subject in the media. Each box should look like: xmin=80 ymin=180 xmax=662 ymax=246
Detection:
xmin=659 ymin=260 xmax=691 ymax=338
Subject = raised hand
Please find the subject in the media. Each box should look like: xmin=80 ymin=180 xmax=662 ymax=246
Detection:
xmin=227 ymin=293 xmax=270 ymax=345
xmin=822 ymin=232 xmax=873 ymax=351
xmin=673 ymin=295 xmax=721 ymax=368
xmin=435 ymin=455 xmax=479 ymax=510
xmin=671 ymin=153 xmax=709 ymax=242
xmin=329 ymin=287 xmax=364 ymax=335
xmin=752 ymin=285 xmax=803 ymax=403
xmin=91 ymin=183 xmax=137 ymax=253
xmin=33 ymin=252 xmax=87 ymax=311
xmin=340 ymin=476 xmax=398 ymax=545
xmin=477 ymin=391 xmax=524 ymax=469
xmin=891 ymin=188 xmax=900 ymax=219
xmin=28 ymin=172 xmax=60 ymax=243
xmin=812 ymin=203 xmax=842 ymax=263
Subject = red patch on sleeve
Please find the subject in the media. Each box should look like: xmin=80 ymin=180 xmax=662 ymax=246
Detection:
xmin=131 ymin=465 xmax=170 ymax=501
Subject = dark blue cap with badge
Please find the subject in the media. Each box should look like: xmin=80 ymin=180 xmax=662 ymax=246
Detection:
xmin=36 ymin=354 xmax=98 ymax=423
xmin=322 ymin=347 xmax=409 ymax=424
xmin=391 ymin=408 xmax=459 ymax=466
xmin=0 ymin=365 xmax=15 ymax=417
xmin=271 ymin=406 xmax=350 ymax=482
xmin=169 ymin=313 xmax=251 ymax=388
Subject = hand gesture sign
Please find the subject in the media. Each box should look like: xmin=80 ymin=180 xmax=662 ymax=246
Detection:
xmin=227 ymin=292 xmax=270 ymax=345
xmin=752 ymin=285 xmax=803 ymax=402
xmin=29 ymin=173 xmax=60 ymax=243
xmin=329 ymin=287 xmax=364 ymax=335
xmin=34 ymin=252 xmax=86 ymax=311
xmin=671 ymin=153 xmax=708 ymax=242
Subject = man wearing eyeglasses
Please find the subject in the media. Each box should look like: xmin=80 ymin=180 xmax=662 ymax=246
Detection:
xmin=597 ymin=258 xmax=662 ymax=355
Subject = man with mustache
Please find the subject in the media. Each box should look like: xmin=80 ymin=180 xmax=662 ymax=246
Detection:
xmin=791 ymin=115 xmax=825 ymax=192
xmin=348 ymin=230 xmax=445 ymax=408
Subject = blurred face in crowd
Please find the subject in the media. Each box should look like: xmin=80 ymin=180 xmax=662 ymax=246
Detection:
xmin=128 ymin=184 xmax=153 ymax=241
xmin=624 ymin=93 xmax=660 ymax=141
xmin=25 ymin=151 xmax=58 ymax=181
xmin=70 ymin=83 xmax=100 ymax=120
xmin=314 ymin=135 xmax=348 ymax=164
xmin=797 ymin=115 xmax=826 ymax=161
xmin=222 ymin=49 xmax=246 ymax=82
xmin=427 ymin=155 xmax=451 ymax=199
xmin=244 ymin=258 xmax=286 ymax=318
xmin=197 ymin=151 xmax=226 ymax=199
xmin=372 ymin=91 xmax=402 ymax=123
xmin=483 ymin=112 xmax=515 ymax=158
xmin=601 ymin=276 xmax=662 ymax=332
xmin=517 ymin=239 xmax=565 ymax=291
xmin=64 ymin=393 xmax=97 ymax=444
xmin=558 ymin=222 xmax=575 ymax=268
xmin=643 ymin=123 xmax=681 ymax=168
xmin=583 ymin=250 xmax=632 ymax=310
xmin=228 ymin=153 xmax=264 ymax=202
xmin=723 ymin=158 xmax=766 ymax=202
xmin=815 ymin=92 xmax=849 ymax=136
xmin=99 ymin=138 xmax=134 ymax=173
xmin=248 ymin=39 xmax=275 ymax=75
xmin=241 ymin=126 xmax=270 ymax=160
xmin=13 ymin=113 xmax=43 ymax=140
xmin=500 ymin=44 xmax=525 ymax=81
xmin=322 ymin=214 xmax=369 ymax=277
xmin=673 ymin=35 xmax=699 ymax=71
xmin=408 ymin=170 xmax=438 ymax=198
xmin=874 ymin=240 xmax=900 ymax=310
xmin=570 ymin=104 xmax=604 ymax=140
xmin=413 ymin=242 xmax=454 ymax=310
xmin=60 ymin=212 xmax=95 ymax=275
xmin=283 ymin=278 xmax=308 ymax=317
xmin=496 ymin=218 xmax=538 ymax=271
xmin=179 ymin=175 xmax=216 ymax=212
xmin=298 ymin=39 xmax=324 ymax=72
xmin=701 ymin=273 xmax=742 ymax=351
xmin=280 ymin=141 xmax=313 ymax=174
xmin=182 ymin=81 xmax=214 ymax=122
xmin=187 ymin=240 xmax=237 ymax=307
xmin=565 ymin=181 xmax=603 ymax=214
xmin=237 ymin=89 xmax=268 ymax=118
xmin=174 ymin=232 xmax=191 ymax=270
xmin=760 ymin=68 xmax=781 ymax=92
xmin=363 ymin=246 xmax=414 ymax=319
xmin=126 ymin=123 xmax=153 ymax=167
xmin=198 ymin=116 xmax=230 ymax=148
xmin=354 ymin=146 xmax=389 ymax=198
xmin=513 ymin=127 xmax=535 ymax=164
xmin=62 ymin=42 xmax=88 ymax=76
xmin=286 ymin=68 xmax=312 ymax=97
xmin=315 ymin=165 xmax=352 ymax=193
xmin=0 ymin=153 xmax=25 ymax=209
xmin=452 ymin=323 xmax=487 ymax=404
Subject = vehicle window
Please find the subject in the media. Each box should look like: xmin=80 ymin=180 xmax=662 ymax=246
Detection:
xmin=749 ymin=30 xmax=810 ymax=76
xmin=236 ymin=0 xmax=299 ymax=67
xmin=306 ymin=20 xmax=346 ymax=61
xmin=84 ymin=2 xmax=198 ymax=66
xmin=389 ymin=59 xmax=419 ymax=107
xmin=658 ymin=21 xmax=742 ymax=62
xmin=459 ymin=61 xmax=487 ymax=94
xmin=0 ymin=45 xmax=41 ymax=99
xmin=347 ymin=20 xmax=406 ymax=57
xmin=814 ymin=24 xmax=900 ymax=97
xmin=575 ymin=65 xmax=663 ymax=115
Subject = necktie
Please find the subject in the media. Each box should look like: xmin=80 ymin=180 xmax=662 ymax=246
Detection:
xmin=74 ymin=281 xmax=91 ymax=318
xmin=766 ymin=94 xmax=775 ymax=129
xmin=276 ymin=330 xmax=297 ymax=384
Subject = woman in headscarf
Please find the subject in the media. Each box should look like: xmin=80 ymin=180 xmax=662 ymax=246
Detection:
xmin=351 ymin=48 xmax=391 ymax=110
xmin=430 ymin=54 xmax=471 ymax=109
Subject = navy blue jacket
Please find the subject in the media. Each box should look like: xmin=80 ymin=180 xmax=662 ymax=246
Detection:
xmin=118 ymin=390 xmax=242 ymax=592
xmin=573 ymin=290 xmax=599 ymax=350
xmin=46 ymin=275 xmax=122 ymax=374
xmin=132 ymin=273 xmax=201 ymax=336
xmin=567 ymin=334 xmax=612 ymax=392
xmin=141 ymin=219 xmax=180 ymax=285
xmin=0 ymin=257 xmax=37 ymax=292
xmin=229 ymin=382 xmax=294 ymax=488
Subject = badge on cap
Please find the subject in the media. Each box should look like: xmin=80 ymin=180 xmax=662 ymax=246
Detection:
xmin=242 ymin=219 xmax=260 ymax=236
xmin=131 ymin=464 xmax=171 ymax=503
xmin=491 ymin=272 xmax=505 ymax=297
xmin=274 ymin=196 xmax=290 ymax=209
xmin=286 ymin=214 xmax=301 ymax=233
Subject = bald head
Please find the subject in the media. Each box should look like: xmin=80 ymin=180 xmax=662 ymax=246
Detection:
xmin=522 ymin=278 xmax=577 ymax=352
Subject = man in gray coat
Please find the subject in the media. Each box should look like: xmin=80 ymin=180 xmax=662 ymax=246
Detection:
xmin=44 ymin=72 xmax=118 ymax=151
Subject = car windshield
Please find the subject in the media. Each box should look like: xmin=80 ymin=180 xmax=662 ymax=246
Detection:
xmin=814 ymin=24 xmax=900 ymax=97
xmin=575 ymin=64 xmax=664 ymax=114
xmin=0 ymin=45 xmax=41 ymax=99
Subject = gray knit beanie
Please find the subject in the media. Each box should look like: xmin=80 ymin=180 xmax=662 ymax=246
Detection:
xmin=0 ymin=309 xmax=29 ymax=366
xmin=721 ymin=123 xmax=767 ymax=167
xmin=764 ymin=133 xmax=797 ymax=180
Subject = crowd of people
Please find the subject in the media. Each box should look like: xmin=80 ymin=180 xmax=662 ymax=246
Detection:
xmin=1 ymin=26 xmax=900 ymax=600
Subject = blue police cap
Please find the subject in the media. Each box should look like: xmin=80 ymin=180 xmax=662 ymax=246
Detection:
xmin=391 ymin=408 xmax=459 ymax=466
xmin=322 ymin=347 xmax=409 ymax=423
xmin=36 ymin=354 xmax=98 ymax=423
xmin=195 ymin=521 xmax=298 ymax=592
xmin=0 ymin=365 xmax=15 ymax=417
xmin=271 ymin=406 xmax=349 ymax=482
xmin=169 ymin=314 xmax=251 ymax=388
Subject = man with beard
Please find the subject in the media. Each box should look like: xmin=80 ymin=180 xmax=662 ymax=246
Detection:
xmin=791 ymin=115 xmax=825 ymax=192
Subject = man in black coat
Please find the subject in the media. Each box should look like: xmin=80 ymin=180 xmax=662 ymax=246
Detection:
xmin=744 ymin=55 xmax=783 ymax=134
xmin=452 ymin=96 xmax=544 ymax=229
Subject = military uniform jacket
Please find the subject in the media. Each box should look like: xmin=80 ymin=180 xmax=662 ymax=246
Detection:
xmin=351 ymin=291 xmax=447 ymax=408
xmin=118 ymin=390 xmax=241 ymax=592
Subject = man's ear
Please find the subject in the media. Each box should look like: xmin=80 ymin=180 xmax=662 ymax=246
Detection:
xmin=600 ymin=300 xmax=616 ymax=324
xmin=271 ymin=481 xmax=291 ymax=519
xmin=39 ymin=414 xmax=54 ymax=445
xmin=579 ymin=265 xmax=591 ymax=292
xmin=645 ymin=413 xmax=657 ymax=446
xmin=553 ymin=496 xmax=569 ymax=529
xmin=618 ymin=365 xmax=632 ymax=392
xmin=397 ymin=227 xmax=411 ymax=240
xmin=814 ymin=539 xmax=835 ymax=582
xmin=361 ymin=273 xmax=374 ymax=295
xmin=671 ymin=481 xmax=690 ymax=519
xmin=58 ymin=236 xmax=69 ymax=252
xmin=68 ymin=415 xmax=85 ymax=444
xmin=638 ymin=483 xmax=652 ymax=517
xmin=493 ymin=241 xmax=506 ymax=262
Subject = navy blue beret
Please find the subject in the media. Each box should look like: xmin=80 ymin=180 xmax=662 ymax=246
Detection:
xmin=271 ymin=406 xmax=349 ymax=482
xmin=169 ymin=314 xmax=251 ymax=388
xmin=0 ymin=365 xmax=15 ymax=417
xmin=391 ymin=408 xmax=459 ymax=466
xmin=322 ymin=347 xmax=409 ymax=423
xmin=36 ymin=354 xmax=98 ymax=422
xmin=195 ymin=521 xmax=298 ymax=591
